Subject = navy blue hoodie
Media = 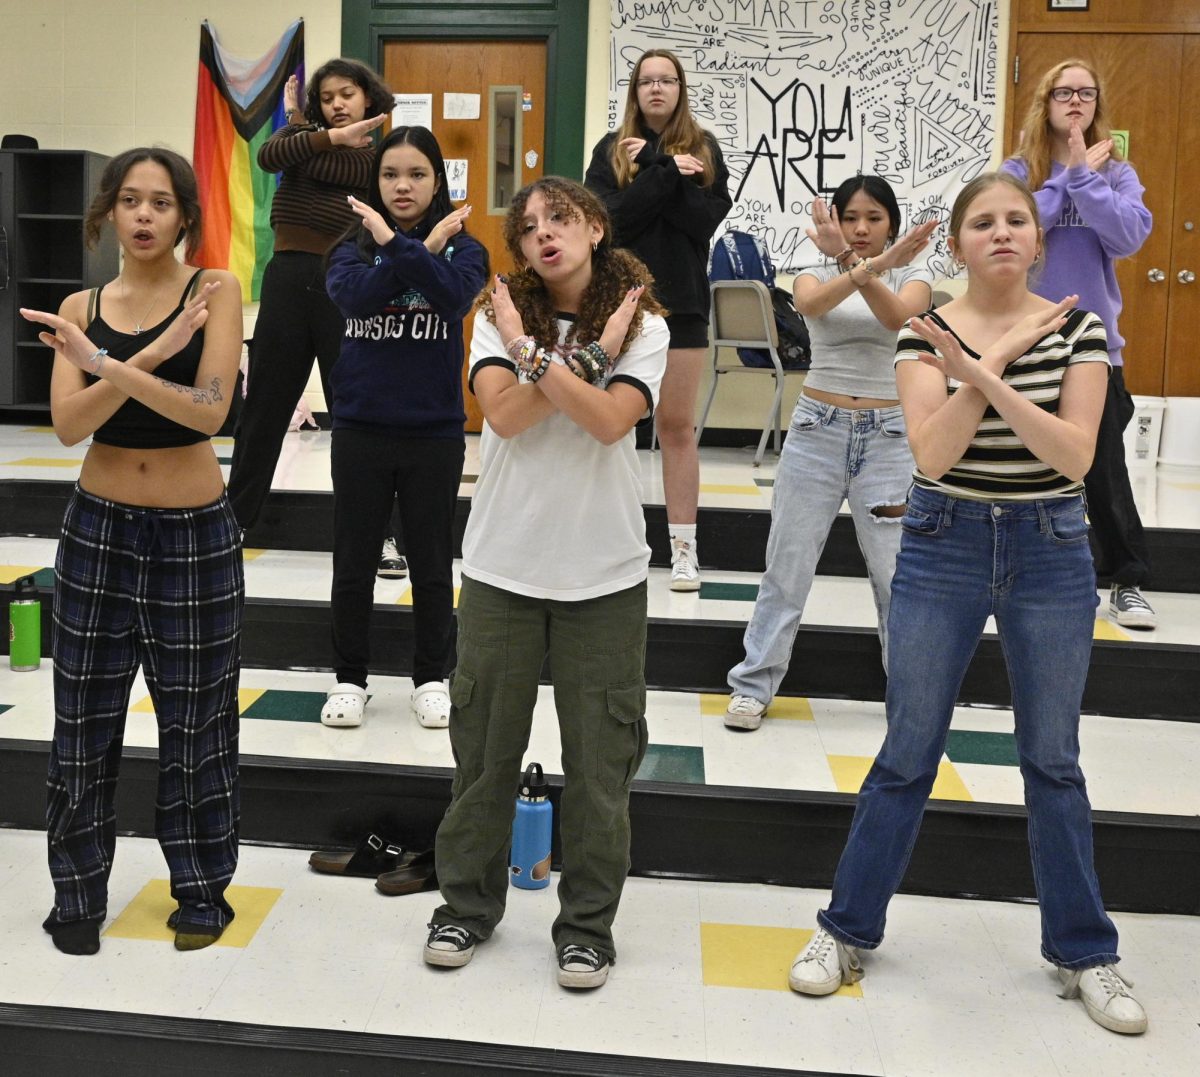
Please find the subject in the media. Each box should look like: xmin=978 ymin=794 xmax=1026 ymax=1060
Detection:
xmin=325 ymin=222 xmax=488 ymax=438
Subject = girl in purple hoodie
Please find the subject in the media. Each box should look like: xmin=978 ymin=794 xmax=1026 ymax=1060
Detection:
xmin=1002 ymin=58 xmax=1155 ymax=630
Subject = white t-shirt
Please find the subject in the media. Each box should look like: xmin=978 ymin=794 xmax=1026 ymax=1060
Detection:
xmin=798 ymin=262 xmax=933 ymax=399
xmin=462 ymin=310 xmax=669 ymax=601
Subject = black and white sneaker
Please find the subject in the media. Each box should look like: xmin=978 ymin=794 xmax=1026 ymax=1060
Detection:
xmin=378 ymin=537 xmax=408 ymax=579
xmin=1109 ymin=585 xmax=1156 ymax=630
xmin=557 ymin=944 xmax=610 ymax=989
xmin=423 ymin=923 xmax=476 ymax=967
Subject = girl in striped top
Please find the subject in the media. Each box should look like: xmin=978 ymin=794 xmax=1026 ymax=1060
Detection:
xmin=787 ymin=173 xmax=1148 ymax=1036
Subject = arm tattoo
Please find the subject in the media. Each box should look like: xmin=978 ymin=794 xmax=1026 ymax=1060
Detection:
xmin=156 ymin=376 xmax=224 ymax=405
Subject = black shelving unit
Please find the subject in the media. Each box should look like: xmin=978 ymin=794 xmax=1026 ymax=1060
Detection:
xmin=0 ymin=150 xmax=118 ymax=409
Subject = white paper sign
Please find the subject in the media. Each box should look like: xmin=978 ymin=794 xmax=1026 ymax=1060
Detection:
xmin=391 ymin=93 xmax=433 ymax=130
xmin=443 ymin=93 xmax=480 ymax=120
xmin=445 ymin=159 xmax=469 ymax=202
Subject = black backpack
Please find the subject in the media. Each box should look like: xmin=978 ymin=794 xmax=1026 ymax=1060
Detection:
xmin=708 ymin=230 xmax=811 ymax=370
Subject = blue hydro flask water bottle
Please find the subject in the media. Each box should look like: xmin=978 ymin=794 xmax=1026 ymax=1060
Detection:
xmin=510 ymin=762 xmax=552 ymax=890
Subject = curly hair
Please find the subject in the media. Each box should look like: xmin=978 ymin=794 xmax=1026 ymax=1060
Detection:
xmin=612 ymin=49 xmax=716 ymax=189
xmin=1013 ymin=58 xmax=1125 ymax=193
xmin=303 ymin=58 xmax=392 ymax=126
xmin=84 ymin=147 xmax=202 ymax=260
xmin=475 ymin=177 xmax=666 ymax=354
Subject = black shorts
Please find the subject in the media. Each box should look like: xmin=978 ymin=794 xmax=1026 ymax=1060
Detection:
xmin=665 ymin=312 xmax=709 ymax=350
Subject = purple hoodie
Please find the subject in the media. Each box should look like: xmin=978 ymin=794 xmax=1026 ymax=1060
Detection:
xmin=1000 ymin=157 xmax=1151 ymax=365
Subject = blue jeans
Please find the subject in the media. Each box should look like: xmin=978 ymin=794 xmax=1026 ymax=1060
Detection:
xmin=819 ymin=486 xmax=1119 ymax=970
xmin=729 ymin=395 xmax=912 ymax=702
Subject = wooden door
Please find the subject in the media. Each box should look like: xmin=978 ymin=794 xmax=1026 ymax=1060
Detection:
xmin=1008 ymin=35 xmax=1183 ymax=396
xmin=1164 ymin=37 xmax=1200 ymax=396
xmin=383 ymin=39 xmax=547 ymax=430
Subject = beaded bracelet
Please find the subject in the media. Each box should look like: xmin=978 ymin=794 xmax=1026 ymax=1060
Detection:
xmin=87 ymin=347 xmax=107 ymax=375
xmin=861 ymin=257 xmax=882 ymax=279
xmin=526 ymin=349 xmax=552 ymax=383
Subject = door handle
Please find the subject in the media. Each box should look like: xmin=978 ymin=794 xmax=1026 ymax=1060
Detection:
xmin=1147 ymin=268 xmax=1165 ymax=282
xmin=1178 ymin=270 xmax=1196 ymax=284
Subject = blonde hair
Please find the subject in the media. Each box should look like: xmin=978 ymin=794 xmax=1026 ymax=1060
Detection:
xmin=1014 ymin=58 xmax=1125 ymax=192
xmin=611 ymin=49 xmax=715 ymax=188
xmin=947 ymin=172 xmax=1045 ymax=273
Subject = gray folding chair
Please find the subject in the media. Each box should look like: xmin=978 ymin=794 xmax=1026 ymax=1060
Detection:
xmin=696 ymin=279 xmax=786 ymax=467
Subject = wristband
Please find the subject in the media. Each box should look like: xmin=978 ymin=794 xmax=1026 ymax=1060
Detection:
xmin=526 ymin=350 xmax=551 ymax=383
xmin=833 ymin=245 xmax=854 ymax=264
xmin=87 ymin=347 xmax=107 ymax=374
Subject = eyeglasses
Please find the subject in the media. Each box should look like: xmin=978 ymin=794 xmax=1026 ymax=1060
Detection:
xmin=635 ymin=77 xmax=680 ymax=89
xmin=1049 ymin=86 xmax=1098 ymax=103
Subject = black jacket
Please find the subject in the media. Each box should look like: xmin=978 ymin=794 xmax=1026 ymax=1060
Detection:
xmin=585 ymin=126 xmax=732 ymax=319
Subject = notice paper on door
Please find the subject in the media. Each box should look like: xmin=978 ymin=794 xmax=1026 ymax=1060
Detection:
xmin=443 ymin=93 xmax=480 ymax=120
xmin=446 ymin=159 xmax=468 ymax=202
xmin=392 ymin=93 xmax=433 ymax=130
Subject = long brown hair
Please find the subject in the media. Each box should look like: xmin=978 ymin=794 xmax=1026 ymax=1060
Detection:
xmin=611 ymin=49 xmax=715 ymax=188
xmin=476 ymin=177 xmax=666 ymax=353
xmin=1014 ymin=58 xmax=1125 ymax=193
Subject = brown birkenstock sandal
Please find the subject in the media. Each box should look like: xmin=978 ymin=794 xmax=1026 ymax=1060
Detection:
xmin=375 ymin=849 xmax=437 ymax=895
xmin=308 ymin=833 xmax=413 ymax=877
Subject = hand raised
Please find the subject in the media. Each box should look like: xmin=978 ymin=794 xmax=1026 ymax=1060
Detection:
xmin=329 ymin=113 xmax=386 ymax=148
xmin=1086 ymin=138 xmax=1112 ymax=172
xmin=347 ymin=194 xmax=395 ymax=246
xmin=599 ymin=285 xmax=645 ymax=358
xmin=1067 ymin=120 xmax=1088 ymax=170
xmin=876 ymin=218 xmax=939 ymax=270
xmin=805 ymin=197 xmax=847 ymax=258
xmin=425 ymin=204 xmax=472 ymax=255
xmin=149 ymin=281 xmax=220 ymax=367
xmin=987 ymin=296 xmax=1078 ymax=367
xmin=491 ymin=275 xmax=525 ymax=347
xmin=20 ymin=308 xmax=110 ymax=374
xmin=619 ymin=137 xmax=647 ymax=164
xmin=673 ymin=153 xmax=705 ymax=176
xmin=906 ymin=316 xmax=982 ymax=387
xmin=283 ymin=74 xmax=301 ymax=117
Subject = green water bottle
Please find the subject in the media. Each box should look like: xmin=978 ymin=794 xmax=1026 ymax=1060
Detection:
xmin=8 ymin=575 xmax=41 ymax=671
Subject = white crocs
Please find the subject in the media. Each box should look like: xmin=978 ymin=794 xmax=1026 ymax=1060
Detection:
xmin=412 ymin=681 xmax=451 ymax=729
xmin=321 ymin=683 xmax=367 ymax=728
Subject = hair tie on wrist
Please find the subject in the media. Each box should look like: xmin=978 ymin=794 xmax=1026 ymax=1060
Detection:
xmin=87 ymin=347 xmax=107 ymax=374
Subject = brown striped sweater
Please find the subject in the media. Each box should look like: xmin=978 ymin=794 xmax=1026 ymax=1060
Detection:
xmin=258 ymin=124 xmax=374 ymax=254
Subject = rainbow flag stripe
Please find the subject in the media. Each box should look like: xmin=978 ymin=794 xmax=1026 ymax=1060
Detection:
xmin=193 ymin=18 xmax=304 ymax=301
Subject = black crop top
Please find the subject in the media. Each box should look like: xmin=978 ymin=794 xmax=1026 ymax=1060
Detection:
xmin=87 ymin=270 xmax=210 ymax=449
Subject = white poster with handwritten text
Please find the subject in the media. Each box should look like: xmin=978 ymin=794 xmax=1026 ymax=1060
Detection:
xmin=608 ymin=0 xmax=999 ymax=276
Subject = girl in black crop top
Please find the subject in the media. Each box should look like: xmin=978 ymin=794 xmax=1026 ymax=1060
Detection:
xmin=20 ymin=147 xmax=244 ymax=958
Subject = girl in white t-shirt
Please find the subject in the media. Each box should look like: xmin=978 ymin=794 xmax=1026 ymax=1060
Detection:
xmin=422 ymin=177 xmax=668 ymax=990
xmin=725 ymin=175 xmax=937 ymax=730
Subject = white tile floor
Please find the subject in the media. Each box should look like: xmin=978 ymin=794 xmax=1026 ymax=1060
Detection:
xmin=1 ymin=828 xmax=1196 ymax=1074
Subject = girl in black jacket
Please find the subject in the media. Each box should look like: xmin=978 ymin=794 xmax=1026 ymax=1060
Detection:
xmin=585 ymin=48 xmax=732 ymax=592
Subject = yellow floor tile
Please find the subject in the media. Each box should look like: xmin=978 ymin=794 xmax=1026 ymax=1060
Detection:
xmin=699 ymin=693 xmax=813 ymax=720
xmin=700 ymin=922 xmax=862 ymax=997
xmin=1093 ymin=619 xmax=1130 ymax=642
xmin=105 ymin=878 xmax=282 ymax=947
xmin=397 ymin=586 xmax=460 ymax=607
xmin=827 ymin=754 xmax=973 ymax=802
xmin=241 ymin=547 xmax=267 ymax=562
xmin=0 ymin=565 xmax=44 ymax=584
xmin=132 ymin=687 xmax=266 ymax=716
xmin=699 ymin=483 xmax=761 ymax=496
xmin=6 ymin=458 xmax=80 ymax=468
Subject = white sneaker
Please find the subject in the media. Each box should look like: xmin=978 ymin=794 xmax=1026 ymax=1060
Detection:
xmin=321 ymin=682 xmax=366 ymax=728
xmin=724 ymin=694 xmax=767 ymax=731
xmin=1058 ymin=964 xmax=1148 ymax=1035
xmin=670 ymin=540 xmax=700 ymax=592
xmin=788 ymin=926 xmax=863 ymax=996
xmin=411 ymin=680 xmax=451 ymax=729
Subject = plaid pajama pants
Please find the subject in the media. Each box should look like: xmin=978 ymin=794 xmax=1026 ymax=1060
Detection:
xmin=47 ymin=486 xmax=244 ymax=930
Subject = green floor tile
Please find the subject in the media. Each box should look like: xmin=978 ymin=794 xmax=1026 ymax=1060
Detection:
xmin=32 ymin=567 xmax=55 ymax=589
xmin=944 ymin=730 xmax=1020 ymax=767
xmin=241 ymin=689 xmax=335 ymax=723
xmin=636 ymin=744 xmax=705 ymax=784
xmin=0 ymin=704 xmax=12 ymax=716
xmin=461 ymin=473 xmax=478 ymax=483
xmin=216 ymin=456 xmax=233 ymax=464
xmin=699 ymin=582 xmax=760 ymax=602
xmin=753 ymin=477 xmax=775 ymax=487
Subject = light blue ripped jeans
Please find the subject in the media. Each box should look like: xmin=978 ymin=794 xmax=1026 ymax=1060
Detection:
xmin=728 ymin=394 xmax=913 ymax=704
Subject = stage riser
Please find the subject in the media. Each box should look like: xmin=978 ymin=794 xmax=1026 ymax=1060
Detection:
xmin=4 ymin=480 xmax=1199 ymax=591
xmin=1 ymin=742 xmax=1195 ymax=916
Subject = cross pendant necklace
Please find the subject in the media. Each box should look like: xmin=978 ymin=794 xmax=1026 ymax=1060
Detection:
xmin=121 ymin=276 xmax=165 ymax=334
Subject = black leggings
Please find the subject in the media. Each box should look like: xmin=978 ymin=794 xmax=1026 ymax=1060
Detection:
xmin=227 ymin=251 xmax=343 ymax=531
xmin=330 ymin=428 xmax=464 ymax=687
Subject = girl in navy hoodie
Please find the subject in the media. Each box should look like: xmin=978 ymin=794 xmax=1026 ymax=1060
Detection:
xmin=321 ymin=126 xmax=487 ymax=730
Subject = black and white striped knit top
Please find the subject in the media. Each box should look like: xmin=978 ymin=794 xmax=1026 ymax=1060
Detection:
xmin=894 ymin=307 xmax=1110 ymax=501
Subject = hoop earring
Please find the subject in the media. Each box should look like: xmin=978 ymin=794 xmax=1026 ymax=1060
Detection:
xmin=592 ymin=239 xmax=599 ymax=252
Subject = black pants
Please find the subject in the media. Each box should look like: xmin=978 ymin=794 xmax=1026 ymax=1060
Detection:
xmin=1085 ymin=366 xmax=1151 ymax=586
xmin=330 ymin=428 xmax=464 ymax=687
xmin=227 ymin=251 xmax=344 ymax=530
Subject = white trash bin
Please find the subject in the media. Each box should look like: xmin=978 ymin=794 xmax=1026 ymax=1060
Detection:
xmin=1122 ymin=395 xmax=1166 ymax=469
xmin=1158 ymin=397 xmax=1200 ymax=469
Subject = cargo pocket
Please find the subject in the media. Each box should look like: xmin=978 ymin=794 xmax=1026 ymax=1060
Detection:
xmin=597 ymin=680 xmax=648 ymax=792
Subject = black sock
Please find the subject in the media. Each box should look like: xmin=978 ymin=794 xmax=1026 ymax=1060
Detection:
xmin=42 ymin=912 xmax=101 ymax=956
